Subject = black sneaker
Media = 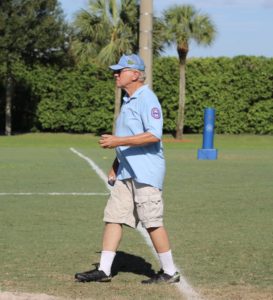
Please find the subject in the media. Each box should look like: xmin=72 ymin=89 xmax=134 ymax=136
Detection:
xmin=75 ymin=267 xmax=111 ymax=283
xmin=141 ymin=270 xmax=180 ymax=284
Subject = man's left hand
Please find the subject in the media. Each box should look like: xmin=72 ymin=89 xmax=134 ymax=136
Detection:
xmin=99 ymin=134 xmax=120 ymax=149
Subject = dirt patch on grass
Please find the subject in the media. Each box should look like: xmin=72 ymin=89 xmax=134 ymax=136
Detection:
xmin=200 ymin=285 xmax=273 ymax=300
xmin=1 ymin=286 xmax=272 ymax=300
xmin=0 ymin=292 xmax=62 ymax=300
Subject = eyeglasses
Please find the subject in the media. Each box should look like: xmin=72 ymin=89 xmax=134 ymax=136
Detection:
xmin=113 ymin=69 xmax=134 ymax=76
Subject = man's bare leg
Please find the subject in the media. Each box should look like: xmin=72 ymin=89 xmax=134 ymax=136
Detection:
xmin=98 ymin=223 xmax=122 ymax=276
xmin=102 ymin=223 xmax=123 ymax=251
xmin=147 ymin=226 xmax=170 ymax=253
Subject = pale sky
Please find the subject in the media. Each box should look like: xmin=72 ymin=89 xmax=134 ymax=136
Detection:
xmin=59 ymin=0 xmax=273 ymax=58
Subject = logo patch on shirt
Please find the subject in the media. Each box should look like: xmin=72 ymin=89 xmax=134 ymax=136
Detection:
xmin=151 ymin=107 xmax=161 ymax=119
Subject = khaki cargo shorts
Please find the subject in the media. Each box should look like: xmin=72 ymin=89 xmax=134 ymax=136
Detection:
xmin=103 ymin=179 xmax=164 ymax=228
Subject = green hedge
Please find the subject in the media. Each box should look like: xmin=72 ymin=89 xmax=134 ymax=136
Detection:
xmin=30 ymin=64 xmax=115 ymax=134
xmin=154 ymin=56 xmax=273 ymax=134
xmin=1 ymin=56 xmax=272 ymax=134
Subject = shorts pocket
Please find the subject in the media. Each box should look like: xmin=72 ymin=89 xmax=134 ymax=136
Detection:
xmin=135 ymin=194 xmax=163 ymax=223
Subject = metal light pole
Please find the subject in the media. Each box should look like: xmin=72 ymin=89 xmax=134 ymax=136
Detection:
xmin=139 ymin=0 xmax=153 ymax=88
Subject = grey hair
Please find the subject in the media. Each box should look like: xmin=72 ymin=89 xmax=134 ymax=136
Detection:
xmin=138 ymin=71 xmax=146 ymax=82
xmin=129 ymin=69 xmax=146 ymax=82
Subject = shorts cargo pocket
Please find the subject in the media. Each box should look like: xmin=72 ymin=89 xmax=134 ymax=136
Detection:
xmin=135 ymin=194 xmax=163 ymax=223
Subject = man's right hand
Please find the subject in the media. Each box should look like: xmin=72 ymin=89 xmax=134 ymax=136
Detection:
xmin=107 ymin=168 xmax=116 ymax=186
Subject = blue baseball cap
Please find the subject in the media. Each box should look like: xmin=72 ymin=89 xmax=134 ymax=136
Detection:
xmin=109 ymin=54 xmax=145 ymax=71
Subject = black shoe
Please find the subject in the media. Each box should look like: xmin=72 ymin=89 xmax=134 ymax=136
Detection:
xmin=141 ymin=270 xmax=180 ymax=284
xmin=75 ymin=267 xmax=111 ymax=283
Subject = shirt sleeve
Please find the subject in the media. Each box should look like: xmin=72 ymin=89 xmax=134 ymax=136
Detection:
xmin=140 ymin=91 xmax=163 ymax=140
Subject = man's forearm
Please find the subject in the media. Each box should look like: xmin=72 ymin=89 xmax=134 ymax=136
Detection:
xmin=118 ymin=132 xmax=160 ymax=146
xmin=99 ymin=132 xmax=160 ymax=149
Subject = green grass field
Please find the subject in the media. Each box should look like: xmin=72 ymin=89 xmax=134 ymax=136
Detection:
xmin=0 ymin=133 xmax=273 ymax=300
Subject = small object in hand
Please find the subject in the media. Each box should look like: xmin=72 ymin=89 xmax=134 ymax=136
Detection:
xmin=108 ymin=179 xmax=115 ymax=186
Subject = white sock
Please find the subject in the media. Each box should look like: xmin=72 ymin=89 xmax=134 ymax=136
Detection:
xmin=158 ymin=250 xmax=177 ymax=276
xmin=98 ymin=250 xmax=116 ymax=276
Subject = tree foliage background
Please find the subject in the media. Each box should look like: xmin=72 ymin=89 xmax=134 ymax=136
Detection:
xmin=0 ymin=1 xmax=272 ymax=135
xmin=1 ymin=56 xmax=271 ymax=134
xmin=0 ymin=0 xmax=71 ymax=134
xmin=154 ymin=56 xmax=273 ymax=134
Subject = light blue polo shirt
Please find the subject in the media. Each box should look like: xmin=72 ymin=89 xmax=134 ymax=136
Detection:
xmin=115 ymin=85 xmax=165 ymax=190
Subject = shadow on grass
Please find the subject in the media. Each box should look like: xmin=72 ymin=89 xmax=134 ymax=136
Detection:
xmin=111 ymin=251 xmax=155 ymax=278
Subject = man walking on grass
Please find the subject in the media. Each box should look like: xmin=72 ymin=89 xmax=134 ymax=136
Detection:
xmin=75 ymin=54 xmax=180 ymax=284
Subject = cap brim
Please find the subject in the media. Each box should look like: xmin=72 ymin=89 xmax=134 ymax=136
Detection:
xmin=109 ymin=64 xmax=125 ymax=70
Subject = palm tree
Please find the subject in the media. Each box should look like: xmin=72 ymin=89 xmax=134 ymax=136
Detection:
xmin=72 ymin=0 xmax=165 ymax=133
xmin=139 ymin=0 xmax=153 ymax=88
xmin=72 ymin=0 xmax=138 ymax=132
xmin=164 ymin=5 xmax=216 ymax=139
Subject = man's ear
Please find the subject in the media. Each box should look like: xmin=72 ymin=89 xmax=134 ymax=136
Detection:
xmin=132 ymin=71 xmax=140 ymax=82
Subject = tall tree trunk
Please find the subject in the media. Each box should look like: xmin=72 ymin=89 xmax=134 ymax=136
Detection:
xmin=5 ymin=75 xmax=13 ymax=136
xmin=175 ymin=54 xmax=187 ymax=140
xmin=112 ymin=86 xmax=121 ymax=133
xmin=139 ymin=0 xmax=153 ymax=88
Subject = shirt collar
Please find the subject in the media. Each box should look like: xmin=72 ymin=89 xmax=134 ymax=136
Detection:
xmin=123 ymin=85 xmax=149 ymax=103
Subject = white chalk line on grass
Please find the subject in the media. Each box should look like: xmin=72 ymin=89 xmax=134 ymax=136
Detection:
xmin=70 ymin=147 xmax=109 ymax=190
xmin=137 ymin=224 xmax=202 ymax=300
xmin=70 ymin=147 xmax=202 ymax=300
xmin=0 ymin=192 xmax=108 ymax=196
